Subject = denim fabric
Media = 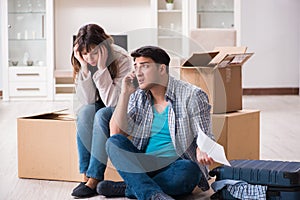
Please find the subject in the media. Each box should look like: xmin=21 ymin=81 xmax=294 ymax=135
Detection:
xmin=76 ymin=103 xmax=114 ymax=180
xmin=106 ymin=134 xmax=202 ymax=200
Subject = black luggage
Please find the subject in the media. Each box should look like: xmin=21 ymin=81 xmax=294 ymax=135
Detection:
xmin=209 ymin=159 xmax=300 ymax=199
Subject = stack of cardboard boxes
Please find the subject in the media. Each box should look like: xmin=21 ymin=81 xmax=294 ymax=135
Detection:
xmin=180 ymin=47 xmax=259 ymax=168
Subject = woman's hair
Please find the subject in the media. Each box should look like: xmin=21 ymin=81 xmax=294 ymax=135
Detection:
xmin=131 ymin=46 xmax=170 ymax=73
xmin=71 ymin=24 xmax=118 ymax=80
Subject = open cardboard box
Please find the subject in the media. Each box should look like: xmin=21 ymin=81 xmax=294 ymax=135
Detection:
xmin=17 ymin=110 xmax=122 ymax=182
xmin=180 ymin=47 xmax=253 ymax=113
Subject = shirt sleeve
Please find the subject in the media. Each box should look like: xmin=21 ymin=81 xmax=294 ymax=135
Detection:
xmin=126 ymin=92 xmax=137 ymax=135
xmin=189 ymin=89 xmax=215 ymax=140
xmin=75 ymin=70 xmax=97 ymax=105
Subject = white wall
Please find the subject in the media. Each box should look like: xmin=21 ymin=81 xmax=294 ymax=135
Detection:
xmin=2 ymin=0 xmax=300 ymax=91
xmin=241 ymin=0 xmax=300 ymax=89
xmin=54 ymin=0 xmax=154 ymax=70
xmin=0 ymin=35 xmax=2 ymax=90
xmin=0 ymin=2 xmax=3 ymax=90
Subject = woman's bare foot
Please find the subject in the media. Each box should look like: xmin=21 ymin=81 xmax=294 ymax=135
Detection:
xmin=83 ymin=174 xmax=89 ymax=182
xmin=85 ymin=177 xmax=99 ymax=189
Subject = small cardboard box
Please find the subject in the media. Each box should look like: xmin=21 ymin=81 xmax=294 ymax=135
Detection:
xmin=180 ymin=47 xmax=253 ymax=113
xmin=17 ymin=111 xmax=122 ymax=182
xmin=210 ymin=109 xmax=260 ymax=169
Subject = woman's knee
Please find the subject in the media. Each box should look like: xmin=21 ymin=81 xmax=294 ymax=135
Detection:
xmin=94 ymin=107 xmax=113 ymax=124
xmin=77 ymin=104 xmax=97 ymax=122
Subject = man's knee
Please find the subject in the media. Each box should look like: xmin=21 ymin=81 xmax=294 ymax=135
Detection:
xmin=105 ymin=134 xmax=127 ymax=155
xmin=174 ymin=160 xmax=202 ymax=184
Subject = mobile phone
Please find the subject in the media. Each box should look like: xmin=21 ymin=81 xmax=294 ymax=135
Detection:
xmin=132 ymin=76 xmax=139 ymax=88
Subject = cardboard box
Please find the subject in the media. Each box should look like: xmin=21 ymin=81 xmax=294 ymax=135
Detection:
xmin=210 ymin=109 xmax=260 ymax=169
xmin=180 ymin=47 xmax=253 ymax=113
xmin=17 ymin=111 xmax=122 ymax=182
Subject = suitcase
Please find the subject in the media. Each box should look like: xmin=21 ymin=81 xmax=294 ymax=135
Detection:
xmin=209 ymin=160 xmax=300 ymax=199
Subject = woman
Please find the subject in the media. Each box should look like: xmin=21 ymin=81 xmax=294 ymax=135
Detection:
xmin=70 ymin=24 xmax=131 ymax=198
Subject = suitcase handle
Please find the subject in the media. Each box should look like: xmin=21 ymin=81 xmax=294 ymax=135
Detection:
xmin=283 ymin=171 xmax=300 ymax=185
xmin=209 ymin=167 xmax=221 ymax=177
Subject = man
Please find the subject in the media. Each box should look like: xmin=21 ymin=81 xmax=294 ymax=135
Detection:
xmin=97 ymin=46 xmax=215 ymax=200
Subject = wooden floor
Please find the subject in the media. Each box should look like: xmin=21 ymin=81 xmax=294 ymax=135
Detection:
xmin=0 ymin=95 xmax=300 ymax=200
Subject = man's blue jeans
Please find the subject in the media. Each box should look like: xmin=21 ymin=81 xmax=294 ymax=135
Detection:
xmin=76 ymin=104 xmax=114 ymax=180
xmin=106 ymin=134 xmax=202 ymax=199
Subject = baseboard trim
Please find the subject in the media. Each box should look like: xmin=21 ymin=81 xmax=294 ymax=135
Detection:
xmin=243 ymin=88 xmax=299 ymax=95
xmin=0 ymin=88 xmax=298 ymax=97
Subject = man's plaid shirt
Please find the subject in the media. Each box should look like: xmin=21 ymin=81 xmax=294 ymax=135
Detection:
xmin=126 ymin=76 xmax=214 ymax=190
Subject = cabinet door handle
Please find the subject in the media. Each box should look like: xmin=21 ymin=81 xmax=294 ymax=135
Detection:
xmin=16 ymin=73 xmax=40 ymax=76
xmin=42 ymin=15 xmax=45 ymax=38
xmin=17 ymin=88 xmax=40 ymax=91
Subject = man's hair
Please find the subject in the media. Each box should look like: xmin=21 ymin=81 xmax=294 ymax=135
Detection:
xmin=131 ymin=46 xmax=170 ymax=73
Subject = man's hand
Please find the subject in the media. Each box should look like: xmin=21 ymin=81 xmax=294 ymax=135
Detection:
xmin=121 ymin=72 xmax=138 ymax=96
xmin=196 ymin=147 xmax=214 ymax=166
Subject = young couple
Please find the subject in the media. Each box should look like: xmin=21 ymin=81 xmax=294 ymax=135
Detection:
xmin=71 ymin=23 xmax=215 ymax=200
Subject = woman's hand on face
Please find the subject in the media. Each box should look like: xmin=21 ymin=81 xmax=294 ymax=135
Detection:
xmin=121 ymin=72 xmax=138 ymax=96
xmin=97 ymin=45 xmax=108 ymax=70
xmin=74 ymin=44 xmax=87 ymax=67
xmin=196 ymin=147 xmax=214 ymax=166
xmin=74 ymin=43 xmax=88 ymax=75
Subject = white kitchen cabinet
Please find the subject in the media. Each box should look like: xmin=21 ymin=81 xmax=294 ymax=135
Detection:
xmin=197 ymin=0 xmax=234 ymax=29
xmin=1 ymin=0 xmax=54 ymax=101
xmin=190 ymin=0 xmax=240 ymax=45
xmin=150 ymin=0 xmax=238 ymax=58
xmin=150 ymin=0 xmax=190 ymax=58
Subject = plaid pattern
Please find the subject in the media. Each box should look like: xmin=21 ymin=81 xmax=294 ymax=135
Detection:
xmin=212 ymin=179 xmax=267 ymax=200
xmin=227 ymin=182 xmax=268 ymax=200
xmin=126 ymin=76 xmax=214 ymax=190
